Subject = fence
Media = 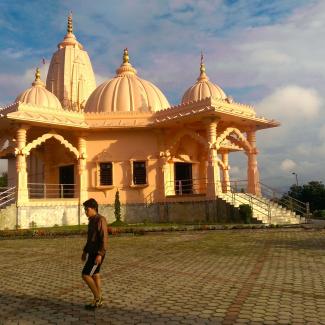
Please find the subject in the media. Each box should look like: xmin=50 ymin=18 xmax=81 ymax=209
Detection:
xmin=28 ymin=183 xmax=77 ymax=199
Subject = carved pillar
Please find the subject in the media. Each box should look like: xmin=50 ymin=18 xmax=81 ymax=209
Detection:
xmin=16 ymin=126 xmax=29 ymax=205
xmin=78 ymin=136 xmax=88 ymax=203
xmin=246 ymin=128 xmax=261 ymax=195
xmin=221 ymin=151 xmax=230 ymax=193
xmin=206 ymin=118 xmax=221 ymax=198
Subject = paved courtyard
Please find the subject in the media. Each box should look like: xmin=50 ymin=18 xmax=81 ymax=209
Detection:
xmin=1 ymin=229 xmax=325 ymax=324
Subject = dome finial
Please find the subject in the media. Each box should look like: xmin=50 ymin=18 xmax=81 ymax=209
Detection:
xmin=35 ymin=67 xmax=41 ymax=81
xmin=67 ymin=11 xmax=73 ymax=34
xmin=32 ymin=67 xmax=45 ymax=87
xmin=123 ymin=48 xmax=129 ymax=64
xmin=198 ymin=51 xmax=208 ymax=81
xmin=116 ymin=48 xmax=137 ymax=75
xmin=200 ymin=51 xmax=205 ymax=74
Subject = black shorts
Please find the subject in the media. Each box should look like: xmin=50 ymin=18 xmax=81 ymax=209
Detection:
xmin=82 ymin=253 xmax=105 ymax=276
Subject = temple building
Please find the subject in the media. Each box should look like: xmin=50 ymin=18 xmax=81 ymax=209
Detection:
xmin=0 ymin=15 xmax=302 ymax=229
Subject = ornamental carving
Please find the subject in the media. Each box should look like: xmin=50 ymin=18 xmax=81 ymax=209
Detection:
xmin=216 ymin=127 xmax=252 ymax=152
xmin=168 ymin=129 xmax=207 ymax=154
xmin=21 ymin=132 xmax=79 ymax=158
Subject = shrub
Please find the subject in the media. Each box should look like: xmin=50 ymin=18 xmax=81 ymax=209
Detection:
xmin=114 ymin=190 xmax=121 ymax=222
xmin=313 ymin=210 xmax=325 ymax=219
xmin=29 ymin=221 xmax=37 ymax=229
xmin=239 ymin=204 xmax=253 ymax=224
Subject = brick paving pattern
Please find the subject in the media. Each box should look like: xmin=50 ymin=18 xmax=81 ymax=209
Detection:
xmin=1 ymin=229 xmax=325 ymax=324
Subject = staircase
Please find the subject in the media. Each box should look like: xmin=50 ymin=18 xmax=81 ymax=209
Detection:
xmin=0 ymin=187 xmax=16 ymax=230
xmin=0 ymin=186 xmax=16 ymax=209
xmin=218 ymin=191 xmax=305 ymax=225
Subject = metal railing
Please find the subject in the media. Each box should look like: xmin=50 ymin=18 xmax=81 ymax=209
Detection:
xmin=164 ymin=178 xmax=207 ymax=196
xmin=259 ymin=182 xmax=309 ymax=219
xmin=28 ymin=183 xmax=77 ymax=199
xmin=221 ymin=184 xmax=271 ymax=223
xmin=0 ymin=186 xmax=16 ymax=209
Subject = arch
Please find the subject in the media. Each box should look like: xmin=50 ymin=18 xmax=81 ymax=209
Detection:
xmin=0 ymin=134 xmax=15 ymax=151
xmin=0 ymin=146 xmax=15 ymax=158
xmin=168 ymin=129 xmax=208 ymax=154
xmin=22 ymin=132 xmax=79 ymax=158
xmin=216 ymin=127 xmax=252 ymax=152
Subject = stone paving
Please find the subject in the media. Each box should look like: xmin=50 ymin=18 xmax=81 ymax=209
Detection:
xmin=1 ymin=229 xmax=325 ymax=324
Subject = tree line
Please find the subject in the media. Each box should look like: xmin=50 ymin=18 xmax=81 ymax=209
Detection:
xmin=282 ymin=181 xmax=325 ymax=217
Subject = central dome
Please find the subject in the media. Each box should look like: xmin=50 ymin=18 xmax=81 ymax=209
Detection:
xmin=85 ymin=49 xmax=170 ymax=113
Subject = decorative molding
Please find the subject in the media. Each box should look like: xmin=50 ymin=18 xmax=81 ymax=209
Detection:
xmin=93 ymin=148 xmax=113 ymax=162
xmin=0 ymin=146 xmax=15 ymax=158
xmin=216 ymin=127 xmax=252 ymax=152
xmin=21 ymin=132 xmax=79 ymax=158
xmin=168 ymin=129 xmax=208 ymax=154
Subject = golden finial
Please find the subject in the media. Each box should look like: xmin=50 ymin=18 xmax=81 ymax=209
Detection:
xmin=35 ymin=67 xmax=41 ymax=81
xmin=200 ymin=51 xmax=206 ymax=74
xmin=67 ymin=11 xmax=73 ymax=34
xmin=123 ymin=48 xmax=129 ymax=64
xmin=32 ymin=67 xmax=44 ymax=86
xmin=116 ymin=47 xmax=137 ymax=75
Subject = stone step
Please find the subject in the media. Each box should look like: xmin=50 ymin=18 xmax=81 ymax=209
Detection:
xmin=218 ymin=193 xmax=303 ymax=225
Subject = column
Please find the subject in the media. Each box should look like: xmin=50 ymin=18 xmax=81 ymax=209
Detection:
xmin=221 ymin=151 xmax=231 ymax=193
xmin=16 ymin=126 xmax=29 ymax=205
xmin=246 ymin=128 xmax=261 ymax=195
xmin=78 ymin=136 xmax=88 ymax=203
xmin=206 ymin=118 xmax=221 ymax=198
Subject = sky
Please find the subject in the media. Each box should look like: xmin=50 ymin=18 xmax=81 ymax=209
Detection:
xmin=0 ymin=0 xmax=324 ymax=191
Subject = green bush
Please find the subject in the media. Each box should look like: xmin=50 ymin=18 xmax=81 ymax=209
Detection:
xmin=313 ymin=210 xmax=325 ymax=219
xmin=29 ymin=221 xmax=37 ymax=229
xmin=239 ymin=204 xmax=253 ymax=224
xmin=114 ymin=190 xmax=121 ymax=222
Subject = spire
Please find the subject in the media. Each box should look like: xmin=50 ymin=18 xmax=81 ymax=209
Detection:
xmin=116 ymin=48 xmax=137 ymax=76
xmin=58 ymin=12 xmax=83 ymax=50
xmin=197 ymin=51 xmax=208 ymax=81
xmin=32 ymin=67 xmax=45 ymax=87
xmin=123 ymin=48 xmax=129 ymax=63
xmin=67 ymin=11 xmax=73 ymax=34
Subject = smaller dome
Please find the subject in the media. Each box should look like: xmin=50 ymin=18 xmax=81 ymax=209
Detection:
xmin=182 ymin=55 xmax=227 ymax=104
xmin=16 ymin=68 xmax=62 ymax=110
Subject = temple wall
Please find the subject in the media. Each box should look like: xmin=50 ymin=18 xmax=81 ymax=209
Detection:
xmin=0 ymin=199 xmax=240 ymax=230
xmin=85 ymin=129 xmax=161 ymax=205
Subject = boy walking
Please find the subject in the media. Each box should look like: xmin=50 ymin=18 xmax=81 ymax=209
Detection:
xmin=81 ymin=198 xmax=108 ymax=309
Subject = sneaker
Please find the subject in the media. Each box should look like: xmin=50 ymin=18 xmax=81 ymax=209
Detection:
xmin=99 ymin=296 xmax=104 ymax=306
xmin=84 ymin=297 xmax=102 ymax=309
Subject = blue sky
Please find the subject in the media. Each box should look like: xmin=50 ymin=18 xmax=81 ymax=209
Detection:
xmin=0 ymin=0 xmax=324 ymax=189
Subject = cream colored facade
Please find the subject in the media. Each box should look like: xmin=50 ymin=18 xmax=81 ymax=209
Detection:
xmin=0 ymin=16 xmax=280 ymax=227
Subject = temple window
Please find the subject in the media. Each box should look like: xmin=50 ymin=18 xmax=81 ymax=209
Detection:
xmin=132 ymin=161 xmax=147 ymax=185
xmin=99 ymin=162 xmax=113 ymax=186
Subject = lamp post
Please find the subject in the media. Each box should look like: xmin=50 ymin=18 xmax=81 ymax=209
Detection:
xmin=292 ymin=172 xmax=298 ymax=186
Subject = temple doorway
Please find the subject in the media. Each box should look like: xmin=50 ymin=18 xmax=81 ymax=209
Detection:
xmin=59 ymin=165 xmax=75 ymax=198
xmin=175 ymin=162 xmax=193 ymax=194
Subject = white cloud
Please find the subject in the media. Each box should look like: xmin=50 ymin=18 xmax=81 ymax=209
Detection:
xmin=319 ymin=125 xmax=325 ymax=141
xmin=281 ymin=159 xmax=297 ymax=172
xmin=0 ymin=63 xmax=49 ymax=105
xmin=257 ymin=85 xmax=321 ymax=120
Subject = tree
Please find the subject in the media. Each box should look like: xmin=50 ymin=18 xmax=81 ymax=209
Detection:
xmin=0 ymin=172 xmax=8 ymax=188
xmin=114 ymin=189 xmax=121 ymax=222
xmin=282 ymin=181 xmax=325 ymax=212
